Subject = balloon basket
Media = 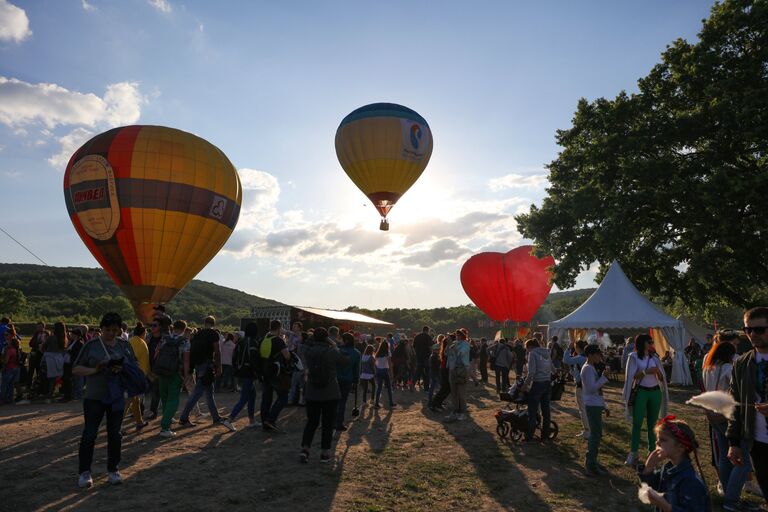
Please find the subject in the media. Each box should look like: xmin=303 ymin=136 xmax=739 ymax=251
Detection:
xmin=379 ymin=219 xmax=389 ymax=231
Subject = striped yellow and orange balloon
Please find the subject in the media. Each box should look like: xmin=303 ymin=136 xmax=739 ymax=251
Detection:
xmin=335 ymin=103 xmax=433 ymax=230
xmin=63 ymin=125 xmax=242 ymax=322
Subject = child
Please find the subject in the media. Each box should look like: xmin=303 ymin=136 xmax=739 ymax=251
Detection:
xmin=639 ymin=415 xmax=710 ymax=511
xmin=427 ymin=342 xmax=441 ymax=407
xmin=581 ymin=344 xmax=609 ymax=475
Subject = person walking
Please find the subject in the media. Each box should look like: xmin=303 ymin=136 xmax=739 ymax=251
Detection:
xmin=522 ymin=338 xmax=553 ymax=442
xmin=219 ymin=333 xmax=237 ymax=392
xmin=335 ymin=332 xmax=360 ymax=432
xmin=581 ymin=345 xmax=609 ymax=476
xmin=429 ymin=335 xmax=452 ymax=411
xmin=478 ymin=338 xmax=489 ymax=383
xmin=260 ymin=320 xmax=292 ymax=432
xmin=564 ymin=340 xmax=590 ymax=439
xmin=413 ymin=326 xmax=432 ymax=391
xmin=145 ymin=320 xmax=164 ymax=419
xmin=287 ymin=322 xmax=305 ymax=405
xmin=513 ymin=339 xmax=527 ymax=379
xmin=445 ymin=330 xmax=470 ymax=422
xmin=43 ymin=322 xmax=67 ymax=402
xmin=359 ymin=345 xmax=376 ymax=404
xmin=427 ymin=341 xmax=441 ymax=407
xmin=73 ymin=313 xmax=137 ymax=488
xmin=179 ymin=316 xmax=224 ymax=427
xmin=727 ymin=307 xmax=768 ymax=504
xmin=223 ymin=322 xmax=262 ymax=431
xmin=1 ymin=326 xmax=20 ymax=404
xmin=26 ymin=322 xmax=47 ymax=398
xmin=155 ymin=319 xmax=190 ymax=438
xmin=622 ymin=333 xmax=668 ymax=466
xmin=300 ymin=327 xmax=349 ymax=463
xmin=703 ymin=340 xmax=753 ymax=511
xmin=493 ymin=339 xmax=513 ymax=394
xmin=373 ymin=339 xmax=395 ymax=409
xmin=124 ymin=323 xmax=150 ymax=433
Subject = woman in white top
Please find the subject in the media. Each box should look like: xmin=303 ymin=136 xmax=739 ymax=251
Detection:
xmin=622 ymin=334 xmax=669 ymax=466
xmin=373 ymin=340 xmax=395 ymax=409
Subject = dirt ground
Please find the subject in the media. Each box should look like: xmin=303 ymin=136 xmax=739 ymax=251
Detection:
xmin=0 ymin=376 xmax=747 ymax=511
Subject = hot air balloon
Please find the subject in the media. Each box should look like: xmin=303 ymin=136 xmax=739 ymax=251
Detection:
xmin=460 ymin=246 xmax=555 ymax=323
xmin=335 ymin=103 xmax=433 ymax=231
xmin=63 ymin=125 xmax=242 ymax=322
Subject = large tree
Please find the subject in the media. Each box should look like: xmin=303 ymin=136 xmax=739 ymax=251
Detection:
xmin=516 ymin=0 xmax=768 ymax=316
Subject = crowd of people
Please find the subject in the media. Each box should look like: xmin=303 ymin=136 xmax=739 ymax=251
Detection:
xmin=2 ymin=307 xmax=768 ymax=512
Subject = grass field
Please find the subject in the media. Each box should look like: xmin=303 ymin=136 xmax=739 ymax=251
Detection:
xmin=0 ymin=374 xmax=763 ymax=511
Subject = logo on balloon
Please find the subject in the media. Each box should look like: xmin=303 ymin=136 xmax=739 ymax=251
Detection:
xmin=68 ymin=155 xmax=120 ymax=241
xmin=209 ymin=195 xmax=227 ymax=221
xmin=410 ymin=124 xmax=422 ymax=149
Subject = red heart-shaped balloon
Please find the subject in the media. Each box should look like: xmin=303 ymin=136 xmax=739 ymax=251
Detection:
xmin=460 ymin=245 xmax=555 ymax=322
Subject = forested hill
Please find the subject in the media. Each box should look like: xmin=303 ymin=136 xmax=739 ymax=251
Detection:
xmin=0 ymin=262 xmax=597 ymax=332
xmin=0 ymin=263 xmax=282 ymax=326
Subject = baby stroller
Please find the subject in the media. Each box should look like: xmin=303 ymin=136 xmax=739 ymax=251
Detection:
xmin=495 ymin=379 xmax=559 ymax=442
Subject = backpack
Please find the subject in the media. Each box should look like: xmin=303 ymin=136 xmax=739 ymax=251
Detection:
xmin=307 ymin=346 xmax=332 ymax=389
xmin=153 ymin=336 xmax=182 ymax=377
xmin=234 ymin=337 xmax=259 ymax=379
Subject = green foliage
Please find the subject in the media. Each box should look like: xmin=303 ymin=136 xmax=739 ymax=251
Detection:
xmin=0 ymin=287 xmax=27 ymax=317
xmin=347 ymin=289 xmax=595 ymax=334
xmin=516 ymin=0 xmax=768 ymax=317
xmin=0 ymin=263 xmax=281 ymax=327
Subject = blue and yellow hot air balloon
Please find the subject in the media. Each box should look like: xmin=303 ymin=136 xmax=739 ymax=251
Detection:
xmin=335 ymin=103 xmax=433 ymax=230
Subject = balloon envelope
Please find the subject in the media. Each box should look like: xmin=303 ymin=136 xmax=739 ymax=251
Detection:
xmin=460 ymin=246 xmax=555 ymax=322
xmin=335 ymin=103 xmax=433 ymax=228
xmin=63 ymin=125 xmax=242 ymax=321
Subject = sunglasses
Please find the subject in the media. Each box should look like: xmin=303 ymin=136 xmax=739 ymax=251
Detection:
xmin=744 ymin=326 xmax=768 ymax=335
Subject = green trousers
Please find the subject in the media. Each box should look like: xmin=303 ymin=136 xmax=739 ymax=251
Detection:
xmin=585 ymin=406 xmax=604 ymax=468
xmin=631 ymin=387 xmax=662 ymax=453
xmin=159 ymin=373 xmax=182 ymax=430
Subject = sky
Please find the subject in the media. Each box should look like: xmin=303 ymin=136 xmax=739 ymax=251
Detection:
xmin=0 ymin=0 xmax=717 ymax=310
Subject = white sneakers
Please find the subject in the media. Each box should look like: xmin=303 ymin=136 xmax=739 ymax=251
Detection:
xmin=222 ymin=419 xmax=237 ymax=432
xmin=577 ymin=431 xmax=591 ymax=440
xmin=159 ymin=429 xmax=176 ymax=438
xmin=624 ymin=452 xmax=638 ymax=466
xmin=108 ymin=471 xmax=122 ymax=485
xmin=78 ymin=470 xmax=122 ymax=487
xmin=78 ymin=471 xmax=93 ymax=489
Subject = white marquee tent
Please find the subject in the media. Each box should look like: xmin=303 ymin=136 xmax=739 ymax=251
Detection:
xmin=548 ymin=260 xmax=692 ymax=385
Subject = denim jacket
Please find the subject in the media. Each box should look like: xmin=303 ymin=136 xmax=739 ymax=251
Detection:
xmin=638 ymin=459 xmax=709 ymax=512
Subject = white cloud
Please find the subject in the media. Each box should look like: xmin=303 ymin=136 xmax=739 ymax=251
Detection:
xmin=81 ymin=0 xmax=96 ymax=12
xmin=47 ymin=127 xmax=93 ymax=169
xmin=0 ymin=77 xmax=144 ymax=168
xmin=353 ymin=280 xmax=392 ymax=291
xmin=148 ymin=0 xmax=172 ymax=13
xmin=0 ymin=77 xmax=142 ymax=129
xmin=0 ymin=0 xmax=31 ymax=43
xmin=489 ymin=172 xmax=549 ymax=191
xmin=237 ymin=168 xmax=281 ymax=230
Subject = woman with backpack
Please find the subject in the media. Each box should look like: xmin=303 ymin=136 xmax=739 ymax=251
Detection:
xmin=223 ymin=323 xmax=261 ymax=431
xmin=300 ymin=327 xmax=349 ymax=463
xmin=374 ymin=339 xmax=396 ymax=409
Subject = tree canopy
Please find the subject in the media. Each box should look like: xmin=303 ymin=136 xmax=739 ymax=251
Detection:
xmin=516 ymin=0 xmax=768 ymax=318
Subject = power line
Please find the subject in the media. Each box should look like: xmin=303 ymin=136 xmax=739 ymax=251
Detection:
xmin=0 ymin=225 xmax=49 ymax=266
